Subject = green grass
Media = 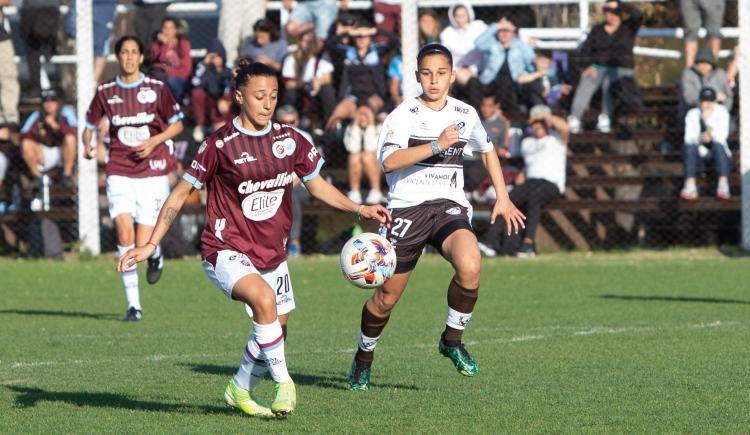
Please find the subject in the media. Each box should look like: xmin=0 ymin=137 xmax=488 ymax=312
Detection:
xmin=2 ymin=250 xmax=750 ymax=433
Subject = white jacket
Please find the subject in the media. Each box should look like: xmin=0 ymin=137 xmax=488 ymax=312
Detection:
xmin=439 ymin=2 xmax=487 ymax=68
xmin=684 ymin=104 xmax=730 ymax=157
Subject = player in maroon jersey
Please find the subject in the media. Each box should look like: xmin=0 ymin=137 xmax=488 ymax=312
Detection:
xmin=82 ymin=36 xmax=184 ymax=322
xmin=117 ymin=60 xmax=391 ymax=417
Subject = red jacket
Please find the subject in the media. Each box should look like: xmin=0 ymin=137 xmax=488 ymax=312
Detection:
xmin=151 ymin=37 xmax=193 ymax=80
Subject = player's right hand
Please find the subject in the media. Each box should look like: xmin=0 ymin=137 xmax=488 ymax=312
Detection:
xmin=117 ymin=245 xmax=155 ymax=272
xmin=437 ymin=124 xmax=460 ymax=151
xmin=83 ymin=145 xmax=97 ymax=160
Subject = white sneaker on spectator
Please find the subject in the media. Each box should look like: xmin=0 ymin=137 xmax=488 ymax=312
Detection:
xmin=365 ymin=190 xmax=383 ymax=204
xmin=596 ymin=114 xmax=611 ymax=133
xmin=348 ymin=190 xmax=362 ymax=203
xmin=193 ymin=126 xmax=205 ymax=143
xmin=680 ymin=185 xmax=698 ymax=201
xmin=477 ymin=242 xmax=496 ymax=257
xmin=567 ymin=115 xmax=581 ymax=134
xmin=716 ymin=183 xmax=731 ymax=200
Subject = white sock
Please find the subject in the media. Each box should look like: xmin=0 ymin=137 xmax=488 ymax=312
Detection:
xmin=253 ymin=320 xmax=291 ymax=383
xmin=149 ymin=244 xmax=162 ymax=259
xmin=118 ymin=245 xmax=140 ymax=310
xmin=233 ymin=337 xmax=269 ymax=391
xmin=446 ymin=307 xmax=472 ymax=331
xmin=684 ymin=178 xmax=697 ymax=190
xmin=358 ymin=331 xmax=381 ymax=353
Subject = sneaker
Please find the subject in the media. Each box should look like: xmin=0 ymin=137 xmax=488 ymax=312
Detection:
xmin=596 ymin=114 xmax=611 ymax=133
xmin=123 ymin=307 xmax=142 ymax=321
xmin=516 ymin=242 xmax=536 ymax=259
xmin=567 ymin=115 xmax=581 ymax=134
xmin=347 ymin=358 xmax=372 ymax=391
xmin=364 ymin=190 xmax=383 ymax=204
xmin=287 ymin=242 xmax=301 ymax=257
xmin=716 ymin=184 xmax=731 ymax=200
xmin=477 ymin=241 xmax=496 ymax=257
xmin=224 ymin=380 xmax=274 ymax=417
xmin=680 ymin=186 xmax=698 ymax=201
xmin=192 ymin=125 xmax=205 ymax=143
xmin=347 ymin=190 xmax=362 ymax=204
xmin=271 ymin=380 xmax=296 ymax=416
xmin=439 ymin=334 xmax=478 ymax=377
xmin=146 ymin=254 xmax=164 ymax=285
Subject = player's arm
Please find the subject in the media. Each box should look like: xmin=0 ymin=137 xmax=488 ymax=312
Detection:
xmin=382 ymin=124 xmax=459 ymax=172
xmin=304 ymin=176 xmax=391 ymax=226
xmin=82 ymin=127 xmax=96 ymax=159
xmin=134 ymin=120 xmax=184 ymax=159
xmin=116 ymin=179 xmax=194 ymax=271
xmin=479 ymin=150 xmax=525 ymax=234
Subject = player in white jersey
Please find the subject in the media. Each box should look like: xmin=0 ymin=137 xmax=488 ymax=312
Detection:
xmin=347 ymin=43 xmax=525 ymax=390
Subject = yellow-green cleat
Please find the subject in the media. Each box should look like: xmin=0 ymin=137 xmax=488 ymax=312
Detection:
xmin=271 ymin=380 xmax=296 ymax=416
xmin=439 ymin=337 xmax=479 ymax=377
xmin=224 ymin=380 xmax=274 ymax=417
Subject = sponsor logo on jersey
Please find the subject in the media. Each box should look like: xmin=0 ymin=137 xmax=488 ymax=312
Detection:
xmin=486 ymin=135 xmax=492 ymax=143
xmin=117 ymin=125 xmax=151 ymax=146
xmin=241 ymin=259 xmax=252 ymax=267
xmin=229 ymin=254 xmax=237 ymax=261
xmin=234 ymin=151 xmax=257 ymax=165
xmin=307 ymin=146 xmax=318 ymax=162
xmin=409 ymin=106 xmax=419 ymax=114
xmin=385 ymin=129 xmax=394 ymax=142
xmin=237 ymin=171 xmax=294 ymax=195
xmin=272 ymin=132 xmax=291 ymax=141
xmin=458 ymin=315 xmax=470 ymax=326
xmin=454 ymin=105 xmax=469 ymax=114
xmin=446 ymin=206 xmax=461 ymax=215
xmin=272 ymin=138 xmax=296 ymax=159
xmin=198 ymin=141 xmax=208 ymax=154
xmin=190 ymin=160 xmax=206 ymax=172
xmin=107 ymin=95 xmax=123 ymax=105
xmin=111 ymin=112 xmax=155 ymax=126
xmin=444 ymin=147 xmax=464 ymax=157
xmin=241 ymin=188 xmax=285 ymax=221
xmin=149 ymin=159 xmax=167 ymax=170
xmin=137 ymin=87 xmax=157 ymax=104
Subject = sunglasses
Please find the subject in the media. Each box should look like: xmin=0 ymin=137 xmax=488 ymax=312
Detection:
xmin=603 ymin=6 xmax=618 ymax=13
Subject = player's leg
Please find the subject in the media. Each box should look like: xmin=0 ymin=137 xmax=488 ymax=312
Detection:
xmin=134 ymin=176 xmax=170 ymax=284
xmin=114 ymin=213 xmax=140 ymax=320
xmin=439 ymin=227 xmax=481 ymax=376
xmin=21 ymin=138 xmax=43 ymax=179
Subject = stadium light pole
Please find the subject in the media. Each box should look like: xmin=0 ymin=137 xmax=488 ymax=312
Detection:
xmin=76 ymin=0 xmax=101 ymax=255
xmin=740 ymin=0 xmax=750 ymax=250
xmin=400 ymin=0 xmax=418 ymax=99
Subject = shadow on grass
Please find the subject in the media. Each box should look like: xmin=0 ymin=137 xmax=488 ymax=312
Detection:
xmin=5 ymin=385 xmax=234 ymax=415
xmin=181 ymin=363 xmax=418 ymax=391
xmin=0 ymin=309 xmax=120 ymax=320
xmin=599 ymin=294 xmax=750 ymax=305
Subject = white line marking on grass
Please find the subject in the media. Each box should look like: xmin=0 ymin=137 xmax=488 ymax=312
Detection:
xmin=573 ymin=326 xmax=655 ymax=336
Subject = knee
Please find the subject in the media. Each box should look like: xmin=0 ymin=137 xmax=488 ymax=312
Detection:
xmin=454 ymin=258 xmax=481 ymax=288
xmin=116 ymin=225 xmax=134 ymax=245
xmin=371 ymin=290 xmax=398 ymax=315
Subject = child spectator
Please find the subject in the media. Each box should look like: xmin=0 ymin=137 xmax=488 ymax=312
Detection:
xmin=190 ymin=39 xmax=233 ymax=143
xmin=680 ymin=45 xmax=733 ymax=113
xmin=681 ymin=0 xmax=725 ymax=68
xmin=151 ymin=17 xmax=193 ymax=102
xmin=566 ymin=0 xmax=643 ymax=134
xmin=20 ymin=89 xmax=77 ymax=189
xmin=240 ymin=18 xmax=288 ymax=73
xmin=418 ymin=8 xmax=442 ymax=45
xmin=517 ymin=50 xmax=572 ymax=108
xmin=281 ymin=30 xmax=336 ymax=126
xmin=680 ymin=86 xmax=731 ymax=201
xmin=440 ymin=2 xmax=487 ymax=108
xmin=344 ymin=105 xmax=383 ymax=204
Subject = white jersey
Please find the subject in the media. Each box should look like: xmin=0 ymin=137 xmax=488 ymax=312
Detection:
xmin=377 ymin=96 xmax=493 ymax=209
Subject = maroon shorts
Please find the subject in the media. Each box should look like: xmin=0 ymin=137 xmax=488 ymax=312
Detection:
xmin=381 ymin=199 xmax=473 ymax=273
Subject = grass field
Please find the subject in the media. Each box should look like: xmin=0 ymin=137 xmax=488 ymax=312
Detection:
xmin=1 ymin=250 xmax=750 ymax=433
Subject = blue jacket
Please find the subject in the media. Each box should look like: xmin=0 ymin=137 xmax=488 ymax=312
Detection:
xmin=475 ymin=24 xmax=535 ymax=85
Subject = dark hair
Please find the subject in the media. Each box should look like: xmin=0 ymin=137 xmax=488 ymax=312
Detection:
xmin=114 ymin=35 xmax=144 ymax=56
xmin=233 ymin=58 xmax=277 ymax=89
xmin=417 ymin=43 xmax=453 ymax=68
xmin=253 ymin=18 xmax=280 ymax=42
xmin=161 ymin=17 xmax=181 ymax=33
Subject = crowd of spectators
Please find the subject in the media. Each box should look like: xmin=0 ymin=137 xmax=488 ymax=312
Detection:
xmin=0 ymin=0 xmax=740 ymax=258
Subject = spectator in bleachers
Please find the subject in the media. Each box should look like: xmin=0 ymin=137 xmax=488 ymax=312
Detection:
xmin=517 ymin=50 xmax=572 ymax=108
xmin=282 ymin=30 xmax=336 ymax=126
xmin=324 ymin=21 xmax=398 ymax=130
xmin=286 ymin=0 xmax=341 ymax=40
xmin=218 ymin=0 xmax=265 ymax=67
xmin=387 ymin=53 xmax=403 ymax=106
xmin=481 ymin=105 xmax=568 ymax=258
xmin=240 ymin=18 xmax=287 ymax=74
xmin=374 ymin=0 xmax=401 ymax=34
xmin=20 ymin=0 xmax=61 ymax=102
xmin=681 ymin=0 xmax=725 ymax=68
xmin=344 ymin=105 xmax=383 ymax=204
xmin=475 ymin=16 xmax=535 ymax=113
xmin=466 ymin=94 xmax=511 ymax=200
xmin=134 ymin=0 xmax=171 ymax=57
xmin=418 ymin=8 xmax=441 ymax=46
xmin=0 ymin=146 xmax=7 ymax=213
xmin=440 ymin=2 xmax=486 ymax=109
xmin=65 ymin=0 xmax=118 ymax=84
xmin=190 ymin=39 xmax=233 ymax=143
xmin=680 ymin=44 xmax=733 ymax=112
xmin=0 ymin=0 xmax=19 ymax=127
xmin=726 ymin=45 xmax=739 ymax=89
xmin=566 ymin=0 xmax=643 ymax=134
xmin=680 ymin=86 xmax=731 ymax=201
xmin=151 ymin=17 xmax=192 ymax=102
xmin=20 ymin=89 xmax=77 ymax=189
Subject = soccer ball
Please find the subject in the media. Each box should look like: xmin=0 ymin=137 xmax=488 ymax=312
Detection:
xmin=340 ymin=232 xmax=397 ymax=289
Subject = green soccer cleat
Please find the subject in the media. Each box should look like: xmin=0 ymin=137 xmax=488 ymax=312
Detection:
xmin=271 ymin=380 xmax=296 ymax=416
xmin=224 ymin=380 xmax=274 ymax=417
xmin=439 ymin=337 xmax=479 ymax=377
xmin=347 ymin=358 xmax=371 ymax=391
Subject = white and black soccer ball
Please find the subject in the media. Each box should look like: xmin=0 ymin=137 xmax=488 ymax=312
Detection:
xmin=339 ymin=232 xmax=397 ymax=289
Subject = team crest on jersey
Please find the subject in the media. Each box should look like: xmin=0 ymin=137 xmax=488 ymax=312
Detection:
xmin=137 ymin=87 xmax=157 ymax=104
xmin=454 ymin=120 xmax=466 ymax=135
xmin=149 ymin=159 xmax=167 ymax=170
xmin=272 ymin=138 xmax=296 ymax=159
xmin=215 ymin=139 xmax=224 ymax=149
xmin=198 ymin=141 xmax=208 ymax=154
xmin=107 ymin=95 xmax=123 ymax=105
xmin=273 ymin=123 xmax=281 ymax=130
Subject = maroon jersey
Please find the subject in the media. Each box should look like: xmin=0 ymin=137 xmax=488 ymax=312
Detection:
xmin=20 ymin=110 xmax=76 ymax=146
xmin=184 ymin=118 xmax=324 ymax=269
xmin=85 ymin=73 xmax=183 ymax=178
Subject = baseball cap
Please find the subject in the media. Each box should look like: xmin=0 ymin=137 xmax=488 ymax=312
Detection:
xmin=699 ymin=86 xmax=717 ymax=102
xmin=529 ymin=104 xmax=551 ymax=119
xmin=41 ymin=88 xmax=60 ymax=101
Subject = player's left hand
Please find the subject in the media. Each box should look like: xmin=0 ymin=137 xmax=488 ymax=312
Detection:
xmin=491 ymin=195 xmax=526 ymax=235
xmin=134 ymin=138 xmax=158 ymax=159
xmin=360 ymin=204 xmax=392 ymax=228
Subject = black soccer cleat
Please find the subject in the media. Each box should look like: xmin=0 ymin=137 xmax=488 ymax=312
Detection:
xmin=124 ymin=307 xmax=142 ymax=321
xmin=146 ymin=254 xmax=163 ymax=284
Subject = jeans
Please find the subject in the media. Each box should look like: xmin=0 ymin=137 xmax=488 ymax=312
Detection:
xmin=570 ymin=67 xmax=634 ymax=120
xmin=683 ymin=142 xmax=730 ymax=178
xmin=167 ymin=76 xmax=187 ymax=103
xmin=289 ymin=0 xmax=338 ymax=40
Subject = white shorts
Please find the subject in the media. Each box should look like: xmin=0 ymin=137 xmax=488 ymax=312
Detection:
xmin=38 ymin=145 xmax=61 ymax=173
xmin=106 ymin=175 xmax=170 ymax=226
xmin=202 ymin=250 xmax=296 ymax=317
